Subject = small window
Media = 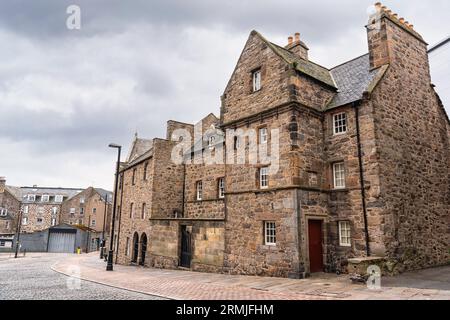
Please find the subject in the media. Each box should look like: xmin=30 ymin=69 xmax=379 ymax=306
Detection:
xmin=22 ymin=217 xmax=28 ymax=225
xmin=27 ymin=194 xmax=36 ymax=202
xmin=208 ymin=135 xmax=216 ymax=148
xmin=77 ymin=219 xmax=83 ymax=225
xmin=333 ymin=113 xmax=347 ymax=135
xmin=132 ymin=168 xmax=137 ymax=185
xmin=218 ymin=178 xmax=225 ymax=199
xmin=37 ymin=207 xmax=44 ymax=215
xmin=52 ymin=207 xmax=58 ymax=215
xmin=36 ymin=217 xmax=43 ymax=224
xmin=264 ymin=221 xmax=276 ymax=245
xmin=80 ymin=207 xmax=84 ymax=215
xmin=92 ymin=208 xmax=97 ymax=214
xmin=233 ymin=136 xmax=241 ymax=150
xmin=143 ymin=162 xmax=149 ymax=181
xmin=196 ymin=181 xmax=203 ymax=201
xmin=252 ymin=69 xmax=261 ymax=92
xmin=339 ymin=221 xmax=351 ymax=247
xmin=51 ymin=218 xmax=57 ymax=226
xmin=259 ymin=127 xmax=268 ymax=144
xmin=130 ymin=203 xmax=134 ymax=219
xmin=70 ymin=208 xmax=76 ymax=214
xmin=91 ymin=220 xmax=96 ymax=227
xmin=125 ymin=237 xmax=130 ymax=256
xmin=142 ymin=203 xmax=146 ymax=219
xmin=23 ymin=205 xmax=29 ymax=214
xmin=41 ymin=195 xmax=50 ymax=202
xmin=54 ymin=195 xmax=63 ymax=203
xmin=260 ymin=167 xmax=269 ymax=189
xmin=80 ymin=197 xmax=85 ymax=204
xmin=333 ymin=162 xmax=346 ymax=189
xmin=0 ymin=208 xmax=7 ymax=216
xmin=5 ymin=221 xmax=10 ymax=229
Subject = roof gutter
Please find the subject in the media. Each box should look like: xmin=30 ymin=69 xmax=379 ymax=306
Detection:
xmin=353 ymin=100 xmax=371 ymax=257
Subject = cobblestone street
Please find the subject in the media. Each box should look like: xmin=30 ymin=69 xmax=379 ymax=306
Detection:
xmin=1 ymin=252 xmax=449 ymax=300
xmin=0 ymin=253 xmax=166 ymax=300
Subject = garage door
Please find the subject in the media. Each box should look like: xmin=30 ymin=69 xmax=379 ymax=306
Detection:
xmin=48 ymin=232 xmax=76 ymax=253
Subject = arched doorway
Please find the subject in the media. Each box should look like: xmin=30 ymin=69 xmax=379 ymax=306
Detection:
xmin=139 ymin=233 xmax=147 ymax=266
xmin=132 ymin=232 xmax=139 ymax=263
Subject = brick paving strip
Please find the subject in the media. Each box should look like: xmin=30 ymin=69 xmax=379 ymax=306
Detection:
xmin=50 ymin=253 xmax=450 ymax=300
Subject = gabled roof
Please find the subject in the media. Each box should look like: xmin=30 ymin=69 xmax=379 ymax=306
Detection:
xmin=126 ymin=134 xmax=154 ymax=163
xmin=327 ymin=54 xmax=389 ymax=109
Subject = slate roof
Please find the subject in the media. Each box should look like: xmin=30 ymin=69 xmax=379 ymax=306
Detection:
xmin=270 ymin=42 xmax=336 ymax=88
xmin=94 ymin=188 xmax=113 ymax=202
xmin=327 ymin=54 xmax=388 ymax=109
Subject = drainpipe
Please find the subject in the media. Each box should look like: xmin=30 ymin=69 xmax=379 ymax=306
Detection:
xmin=353 ymin=101 xmax=371 ymax=257
xmin=115 ymin=173 xmax=124 ymax=263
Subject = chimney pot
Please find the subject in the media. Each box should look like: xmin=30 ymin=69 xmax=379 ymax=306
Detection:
xmin=381 ymin=5 xmax=387 ymax=11
xmin=399 ymin=17 xmax=405 ymax=23
xmin=393 ymin=13 xmax=398 ymax=19
xmin=288 ymin=36 xmax=293 ymax=45
xmin=294 ymin=32 xmax=300 ymax=42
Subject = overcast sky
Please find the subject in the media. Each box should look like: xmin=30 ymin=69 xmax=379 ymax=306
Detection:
xmin=0 ymin=0 xmax=449 ymax=190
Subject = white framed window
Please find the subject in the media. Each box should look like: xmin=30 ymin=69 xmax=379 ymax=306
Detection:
xmin=22 ymin=217 xmax=28 ymax=225
xmin=125 ymin=237 xmax=130 ymax=256
xmin=91 ymin=220 xmax=96 ymax=227
xmin=37 ymin=207 xmax=44 ymax=215
xmin=259 ymin=127 xmax=268 ymax=144
xmin=0 ymin=240 xmax=5 ymax=247
xmin=264 ymin=221 xmax=276 ymax=246
xmin=36 ymin=217 xmax=43 ymax=224
xmin=27 ymin=194 xmax=36 ymax=202
xmin=0 ymin=208 xmax=7 ymax=216
xmin=5 ymin=221 xmax=10 ymax=229
xmin=339 ymin=221 xmax=351 ymax=247
xmin=41 ymin=195 xmax=50 ymax=202
xmin=196 ymin=181 xmax=203 ymax=201
xmin=80 ymin=197 xmax=85 ymax=204
xmin=252 ymin=69 xmax=261 ymax=92
xmin=92 ymin=208 xmax=97 ymax=214
xmin=54 ymin=195 xmax=63 ymax=203
xmin=52 ymin=207 xmax=58 ymax=215
xmin=333 ymin=162 xmax=346 ymax=189
xmin=23 ymin=205 xmax=29 ymax=214
xmin=80 ymin=207 xmax=84 ymax=215
xmin=51 ymin=218 xmax=57 ymax=226
xmin=218 ymin=178 xmax=225 ymax=199
xmin=333 ymin=113 xmax=347 ymax=135
xmin=142 ymin=203 xmax=146 ymax=219
xmin=70 ymin=208 xmax=76 ymax=214
xmin=260 ymin=167 xmax=269 ymax=189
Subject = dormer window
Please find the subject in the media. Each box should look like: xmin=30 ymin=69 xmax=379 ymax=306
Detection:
xmin=55 ymin=195 xmax=63 ymax=203
xmin=252 ymin=69 xmax=261 ymax=92
xmin=41 ymin=195 xmax=50 ymax=202
xmin=27 ymin=194 xmax=36 ymax=202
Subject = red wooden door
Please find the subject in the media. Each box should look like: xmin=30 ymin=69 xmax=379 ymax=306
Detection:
xmin=308 ymin=220 xmax=324 ymax=273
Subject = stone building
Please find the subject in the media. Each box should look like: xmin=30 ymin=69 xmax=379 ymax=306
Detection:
xmin=114 ymin=4 xmax=449 ymax=277
xmin=18 ymin=186 xmax=84 ymax=233
xmin=61 ymin=187 xmax=112 ymax=249
xmin=0 ymin=177 xmax=21 ymax=248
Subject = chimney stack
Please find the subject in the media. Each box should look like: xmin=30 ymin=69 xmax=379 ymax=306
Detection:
xmin=285 ymin=32 xmax=309 ymax=60
xmin=0 ymin=177 xmax=6 ymax=193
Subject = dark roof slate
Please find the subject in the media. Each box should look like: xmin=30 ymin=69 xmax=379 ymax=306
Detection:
xmin=328 ymin=54 xmax=387 ymax=109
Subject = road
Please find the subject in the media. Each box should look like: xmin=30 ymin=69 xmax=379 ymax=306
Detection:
xmin=0 ymin=253 xmax=166 ymax=300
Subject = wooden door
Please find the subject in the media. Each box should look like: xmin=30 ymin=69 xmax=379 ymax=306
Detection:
xmin=308 ymin=220 xmax=324 ymax=273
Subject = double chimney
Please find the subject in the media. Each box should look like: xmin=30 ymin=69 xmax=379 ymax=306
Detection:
xmin=0 ymin=177 xmax=6 ymax=193
xmin=285 ymin=32 xmax=309 ymax=60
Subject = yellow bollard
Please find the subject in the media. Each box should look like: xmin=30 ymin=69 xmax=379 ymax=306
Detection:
xmin=76 ymin=247 xmax=81 ymax=254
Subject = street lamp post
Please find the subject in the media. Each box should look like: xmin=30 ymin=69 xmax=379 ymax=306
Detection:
xmin=100 ymin=193 xmax=108 ymax=259
xmin=106 ymin=143 xmax=121 ymax=271
xmin=14 ymin=208 xmax=23 ymax=258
